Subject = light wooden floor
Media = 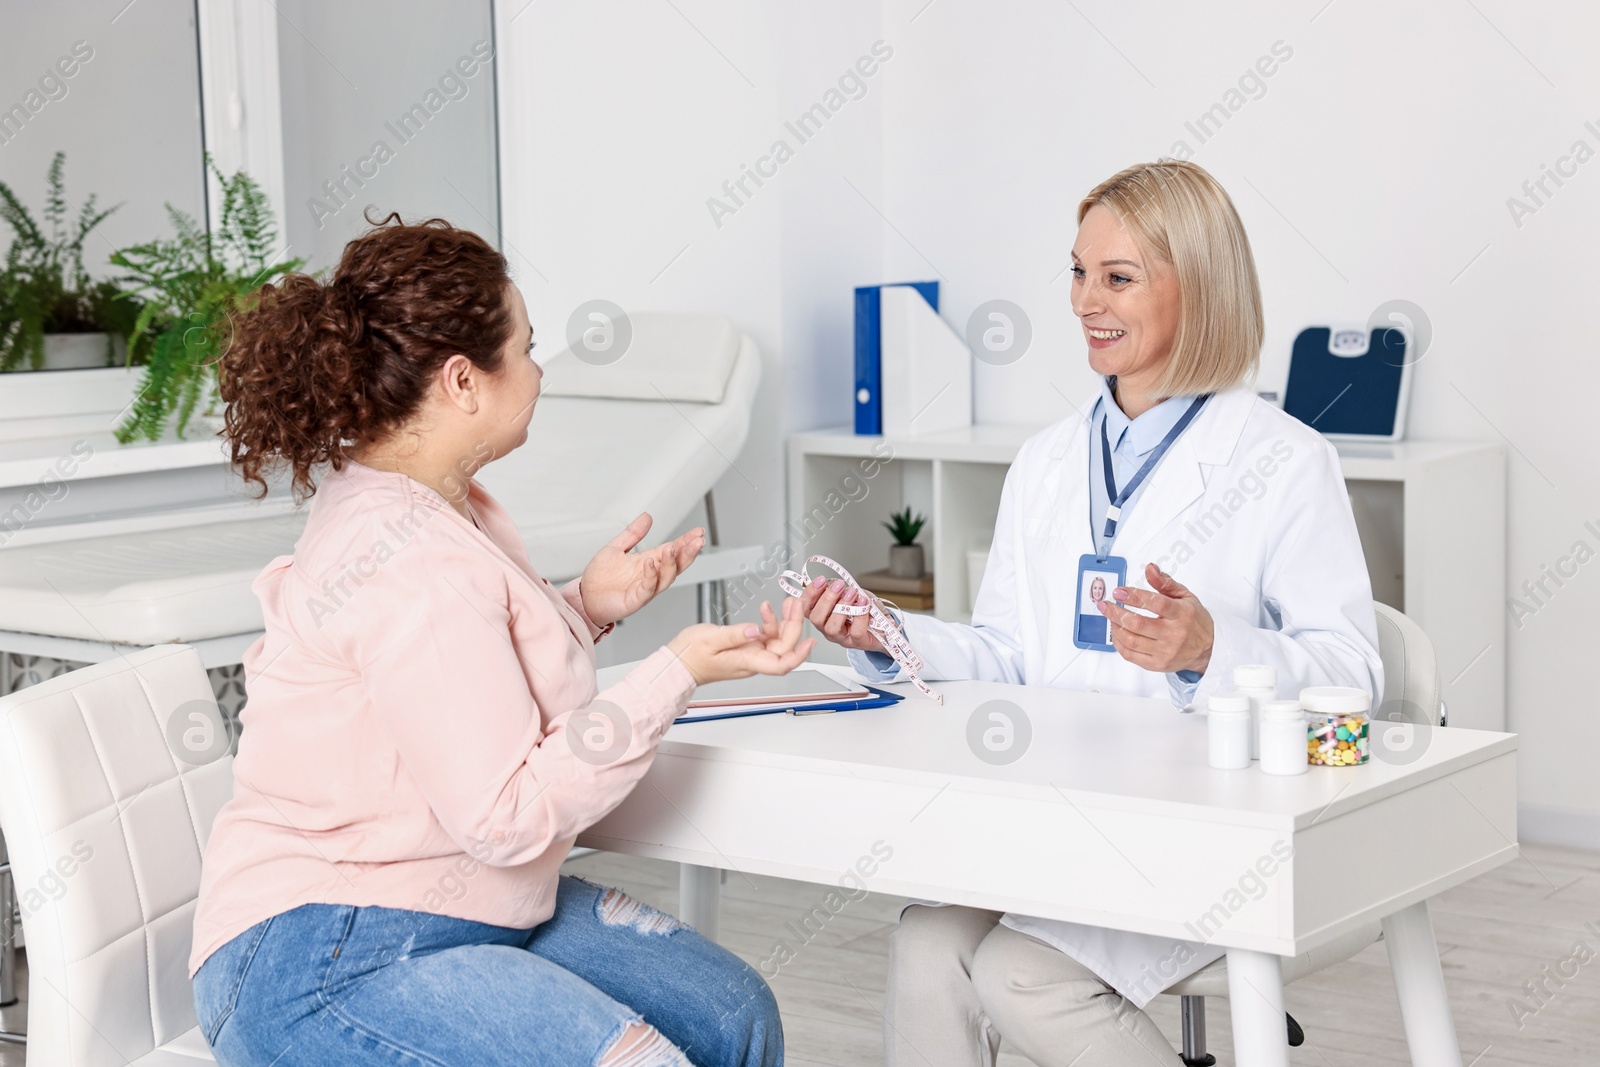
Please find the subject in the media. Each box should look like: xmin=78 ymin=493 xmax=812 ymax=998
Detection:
xmin=0 ymin=842 xmax=1594 ymax=1064
xmin=0 ymin=952 xmax=23 ymax=1065
xmin=561 ymin=842 xmax=1600 ymax=1067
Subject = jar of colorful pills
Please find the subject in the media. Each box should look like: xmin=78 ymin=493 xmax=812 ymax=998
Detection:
xmin=1300 ymin=686 xmax=1369 ymax=767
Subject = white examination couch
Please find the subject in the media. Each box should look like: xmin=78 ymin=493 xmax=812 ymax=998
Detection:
xmin=0 ymin=311 xmax=764 ymax=663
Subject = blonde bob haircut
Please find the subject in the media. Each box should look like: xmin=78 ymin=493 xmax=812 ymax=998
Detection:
xmin=1077 ymin=159 xmax=1263 ymax=399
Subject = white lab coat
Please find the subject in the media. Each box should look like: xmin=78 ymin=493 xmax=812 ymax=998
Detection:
xmin=851 ymin=385 xmax=1383 ymax=1007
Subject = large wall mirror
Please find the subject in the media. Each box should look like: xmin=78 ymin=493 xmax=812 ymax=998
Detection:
xmin=274 ymin=0 xmax=500 ymax=272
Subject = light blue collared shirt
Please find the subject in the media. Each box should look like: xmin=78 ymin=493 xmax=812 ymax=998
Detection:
xmin=1088 ymin=376 xmax=1202 ymax=556
xmin=1090 ymin=376 xmax=1204 ymax=697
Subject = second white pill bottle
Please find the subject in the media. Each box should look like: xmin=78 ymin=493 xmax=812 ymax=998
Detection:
xmin=1259 ymin=699 xmax=1309 ymax=776
xmin=1233 ymin=664 xmax=1278 ymax=760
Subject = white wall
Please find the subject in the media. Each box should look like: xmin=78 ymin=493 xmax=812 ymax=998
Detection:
xmin=496 ymin=0 xmax=887 ymax=662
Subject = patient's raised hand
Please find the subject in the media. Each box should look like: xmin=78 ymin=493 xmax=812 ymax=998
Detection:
xmin=668 ymin=597 xmax=816 ymax=684
xmin=580 ymin=512 xmax=705 ymax=627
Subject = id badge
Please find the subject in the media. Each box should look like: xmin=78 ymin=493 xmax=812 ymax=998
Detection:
xmin=1072 ymin=553 xmax=1127 ymax=652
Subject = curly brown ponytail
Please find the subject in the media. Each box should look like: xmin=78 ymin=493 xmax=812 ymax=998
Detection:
xmin=218 ymin=212 xmax=513 ymax=503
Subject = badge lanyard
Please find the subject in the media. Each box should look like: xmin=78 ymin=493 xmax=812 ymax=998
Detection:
xmin=778 ymin=555 xmax=942 ymax=703
xmin=1092 ymin=394 xmax=1210 ymax=561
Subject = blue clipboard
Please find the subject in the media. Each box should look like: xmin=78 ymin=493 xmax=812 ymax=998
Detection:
xmin=674 ymin=683 xmax=903 ymax=724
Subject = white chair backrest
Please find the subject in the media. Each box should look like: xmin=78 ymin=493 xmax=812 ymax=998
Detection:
xmin=0 ymin=644 xmax=232 ymax=1066
xmin=1373 ymin=601 xmax=1442 ymax=725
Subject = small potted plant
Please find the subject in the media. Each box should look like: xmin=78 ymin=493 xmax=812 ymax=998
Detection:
xmin=111 ymin=155 xmax=304 ymax=443
xmin=0 ymin=151 xmax=141 ymax=372
xmin=884 ymin=506 xmax=927 ymax=579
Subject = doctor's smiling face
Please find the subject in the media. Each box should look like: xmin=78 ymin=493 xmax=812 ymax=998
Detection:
xmin=1070 ymin=203 xmax=1183 ymax=417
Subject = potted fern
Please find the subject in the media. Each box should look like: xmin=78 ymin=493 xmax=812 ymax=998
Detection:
xmin=111 ymin=155 xmax=304 ymax=443
xmin=884 ymin=506 xmax=927 ymax=578
xmin=0 ymin=151 xmax=141 ymax=372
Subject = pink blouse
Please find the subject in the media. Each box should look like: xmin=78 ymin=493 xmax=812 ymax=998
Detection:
xmin=189 ymin=458 xmax=697 ymax=976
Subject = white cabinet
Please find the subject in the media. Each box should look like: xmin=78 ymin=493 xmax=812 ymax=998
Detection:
xmin=787 ymin=427 xmax=1505 ymax=731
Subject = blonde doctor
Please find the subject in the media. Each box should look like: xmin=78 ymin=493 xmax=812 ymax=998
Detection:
xmin=800 ymin=160 xmax=1383 ymax=1067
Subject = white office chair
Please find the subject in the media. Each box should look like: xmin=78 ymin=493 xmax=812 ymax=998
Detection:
xmin=1161 ymin=601 xmax=1441 ymax=1065
xmin=0 ymin=643 xmax=226 ymax=1064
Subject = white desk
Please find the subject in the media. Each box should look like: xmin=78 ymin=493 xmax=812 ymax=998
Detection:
xmin=583 ymin=668 xmax=1517 ymax=1067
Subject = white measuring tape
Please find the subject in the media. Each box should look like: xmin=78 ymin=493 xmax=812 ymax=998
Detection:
xmin=777 ymin=554 xmax=942 ymax=704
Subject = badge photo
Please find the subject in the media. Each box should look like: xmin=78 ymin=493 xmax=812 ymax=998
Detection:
xmin=1073 ymin=553 xmax=1126 ymax=652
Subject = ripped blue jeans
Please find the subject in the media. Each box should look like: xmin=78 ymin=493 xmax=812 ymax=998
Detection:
xmin=193 ymin=875 xmax=782 ymax=1067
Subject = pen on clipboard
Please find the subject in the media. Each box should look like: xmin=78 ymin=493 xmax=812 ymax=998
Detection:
xmin=785 ymin=692 xmax=894 ymax=716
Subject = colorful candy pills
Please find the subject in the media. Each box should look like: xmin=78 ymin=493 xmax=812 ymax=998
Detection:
xmin=1299 ymin=686 xmax=1371 ymax=767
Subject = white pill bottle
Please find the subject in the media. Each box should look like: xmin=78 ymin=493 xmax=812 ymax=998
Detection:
xmin=1259 ymin=699 xmax=1309 ymax=776
xmin=1233 ymin=664 xmax=1278 ymax=760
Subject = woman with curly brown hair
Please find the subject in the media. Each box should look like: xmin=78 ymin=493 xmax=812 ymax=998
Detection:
xmin=188 ymin=213 xmax=808 ymax=1067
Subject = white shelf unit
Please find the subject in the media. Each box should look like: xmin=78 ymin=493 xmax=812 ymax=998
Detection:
xmin=787 ymin=427 xmax=1506 ymax=732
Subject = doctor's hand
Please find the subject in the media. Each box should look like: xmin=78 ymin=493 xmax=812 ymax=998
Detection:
xmin=667 ymin=596 xmax=817 ymax=684
xmin=797 ymin=577 xmax=886 ymax=654
xmin=1096 ymin=563 xmax=1214 ymax=676
xmin=580 ymin=513 xmax=705 ymax=627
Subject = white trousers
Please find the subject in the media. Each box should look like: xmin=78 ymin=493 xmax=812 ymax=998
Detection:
xmin=884 ymin=904 xmax=1185 ymax=1067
